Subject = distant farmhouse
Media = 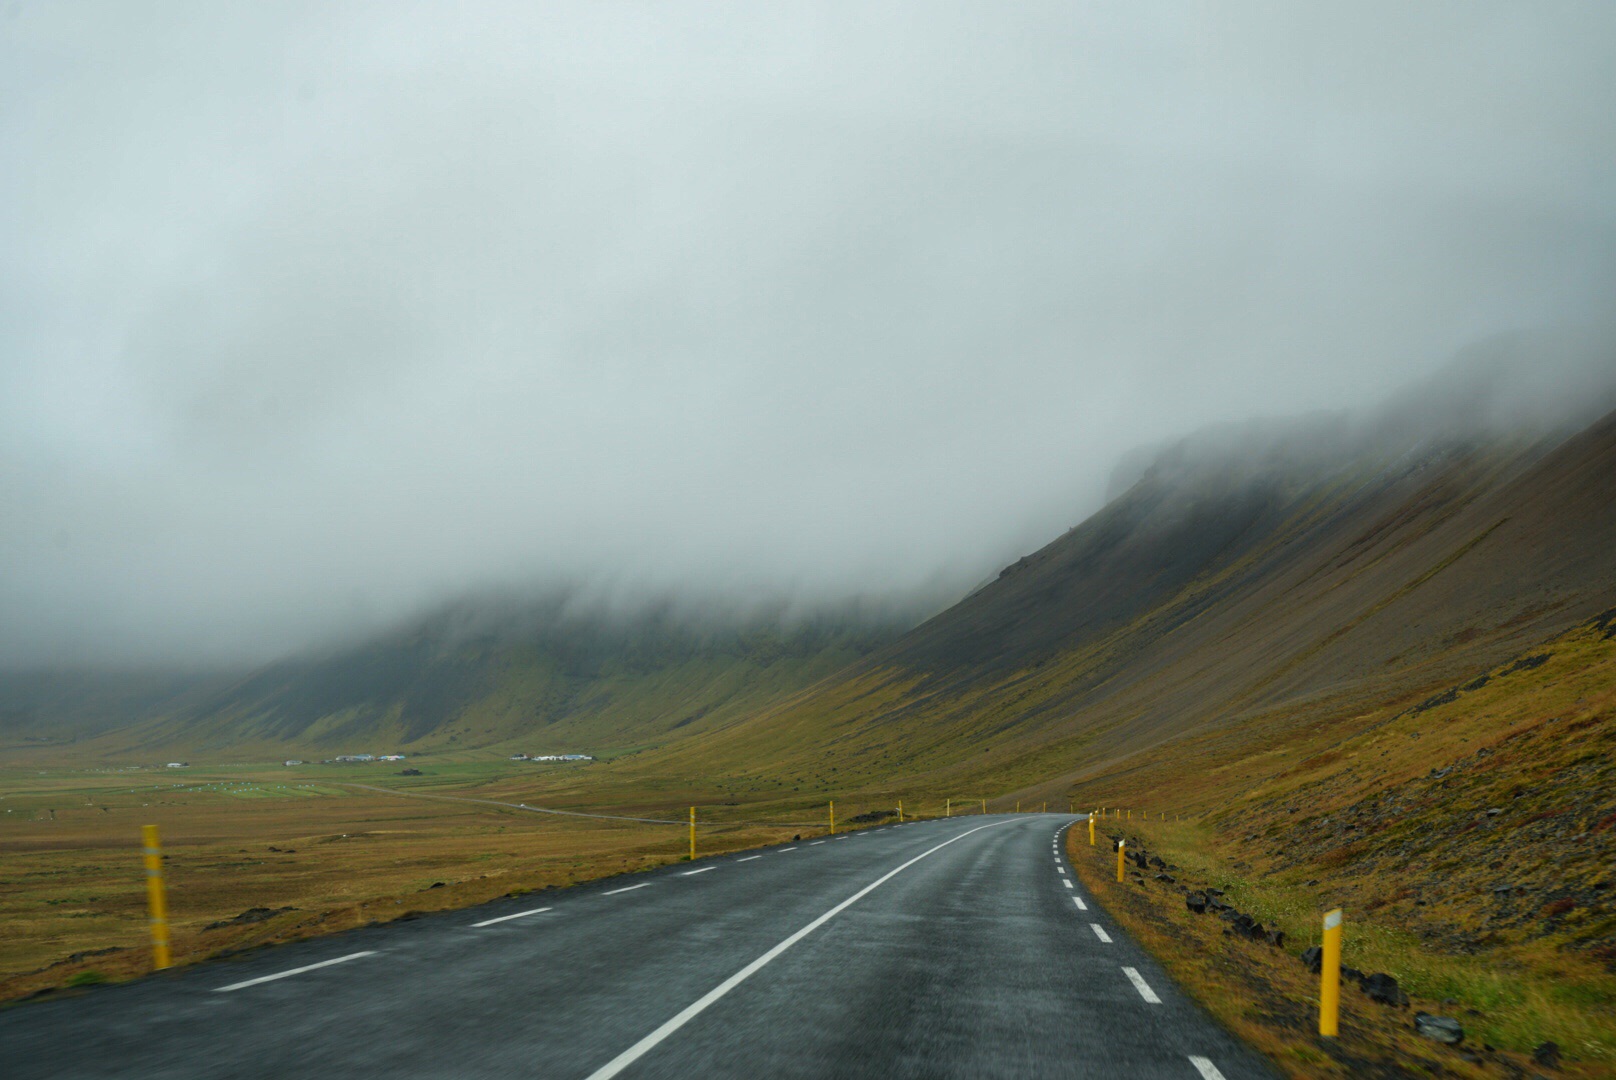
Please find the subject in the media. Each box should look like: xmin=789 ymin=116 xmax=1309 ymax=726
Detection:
xmin=332 ymin=754 xmax=375 ymax=763
xmin=528 ymin=754 xmax=594 ymax=762
xmin=283 ymin=760 xmax=304 ymax=766
xmin=165 ymin=762 xmax=188 ymax=768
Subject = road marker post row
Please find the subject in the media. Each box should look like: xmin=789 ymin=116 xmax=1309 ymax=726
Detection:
xmin=141 ymin=824 xmax=171 ymax=970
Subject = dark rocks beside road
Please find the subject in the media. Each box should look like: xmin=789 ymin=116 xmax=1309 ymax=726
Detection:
xmin=1413 ymin=1013 xmax=1465 ymax=1044
xmin=1360 ymin=972 xmax=1409 ymax=1007
xmin=204 ymin=906 xmax=296 ymax=931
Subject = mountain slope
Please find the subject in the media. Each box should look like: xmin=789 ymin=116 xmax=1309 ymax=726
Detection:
xmin=635 ymin=405 xmax=1616 ymax=796
xmin=0 ymin=601 xmax=913 ymax=759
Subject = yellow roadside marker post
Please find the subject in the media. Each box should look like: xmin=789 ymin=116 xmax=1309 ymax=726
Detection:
xmin=1320 ymin=909 xmax=1343 ymax=1036
xmin=1016 ymin=800 xmax=1021 ymax=813
xmin=1088 ymin=812 xmax=1096 ymax=846
xmin=898 ymin=800 xmax=904 ymax=823
xmin=688 ymin=807 xmax=696 ymax=861
xmin=981 ymin=798 xmax=986 ymax=815
xmin=829 ymin=800 xmax=835 ymax=835
xmin=1042 ymin=802 xmax=1047 ymax=814
xmin=141 ymin=824 xmax=171 ymax=970
xmin=945 ymin=798 xmax=951 ymax=818
xmin=1116 ymin=839 xmax=1126 ymax=883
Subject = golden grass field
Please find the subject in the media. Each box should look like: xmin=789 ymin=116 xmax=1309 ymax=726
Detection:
xmin=0 ymin=759 xmax=878 ymax=1003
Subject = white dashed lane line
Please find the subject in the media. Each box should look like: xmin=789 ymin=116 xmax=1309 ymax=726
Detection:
xmin=809 ymin=841 xmax=825 ymax=846
xmin=1122 ymin=966 xmax=1162 ymax=1004
xmin=1188 ymin=1056 xmax=1228 ymax=1080
xmin=471 ymin=907 xmax=553 ymax=927
xmin=214 ymin=951 xmax=376 ymax=992
xmin=603 ymin=883 xmax=651 ymax=896
xmin=1062 ymin=879 xmax=1073 ymax=890
xmin=1090 ymin=924 xmax=1112 ymax=943
xmin=1072 ymin=896 xmax=1087 ymax=912
xmin=736 ymin=855 xmax=762 ymax=863
xmin=681 ymin=867 xmax=714 ymax=876
xmin=778 ymin=847 xmax=797 ymax=852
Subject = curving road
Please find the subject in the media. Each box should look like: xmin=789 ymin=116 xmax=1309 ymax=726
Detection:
xmin=2 ymin=815 xmax=1274 ymax=1079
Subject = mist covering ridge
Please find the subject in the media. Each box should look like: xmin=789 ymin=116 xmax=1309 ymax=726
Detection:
xmin=1105 ymin=324 xmax=1616 ymax=505
xmin=7 ymin=4 xmax=1615 ymax=671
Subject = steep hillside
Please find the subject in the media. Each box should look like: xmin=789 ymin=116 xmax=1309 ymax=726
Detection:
xmin=0 ymin=670 xmax=229 ymax=749
xmin=635 ymin=405 xmax=1616 ymax=795
xmin=1 ymin=600 xmax=911 ymax=759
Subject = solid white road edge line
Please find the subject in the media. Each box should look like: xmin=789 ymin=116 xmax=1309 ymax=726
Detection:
xmin=1188 ymin=1056 xmax=1228 ymax=1080
xmin=581 ymin=819 xmax=1017 ymax=1080
xmin=1072 ymin=896 xmax=1088 ymax=911
xmin=603 ymin=883 xmax=651 ymax=895
xmin=681 ymin=867 xmax=715 ymax=876
xmin=736 ymin=855 xmax=762 ymax=862
xmin=1090 ymin=924 xmax=1112 ymax=943
xmin=471 ymin=907 xmax=553 ymax=927
xmin=1122 ymin=966 xmax=1162 ymax=1004
xmin=214 ymin=951 xmax=376 ymax=992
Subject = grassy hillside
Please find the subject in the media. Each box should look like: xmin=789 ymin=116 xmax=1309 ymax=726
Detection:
xmin=1062 ymin=608 xmax=1615 ymax=1075
xmin=0 ymin=602 xmax=911 ymax=762
xmin=622 ymin=410 xmax=1616 ymax=804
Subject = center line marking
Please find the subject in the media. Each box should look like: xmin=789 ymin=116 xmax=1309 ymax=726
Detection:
xmin=1058 ymin=867 xmax=1067 ymax=875
xmin=1090 ymin=923 xmax=1112 ymax=943
xmin=1072 ymin=896 xmax=1088 ymax=911
xmin=214 ymin=951 xmax=375 ymax=992
xmin=809 ymin=841 xmax=825 ymax=846
xmin=1123 ymin=966 xmax=1162 ymax=1003
xmin=582 ymin=819 xmax=1014 ymax=1080
xmin=603 ymin=883 xmax=650 ymax=895
xmin=681 ymin=867 xmax=714 ymax=876
xmin=1189 ymin=1056 xmax=1228 ymax=1080
xmin=778 ymin=847 xmax=797 ymax=852
xmin=736 ymin=855 xmax=762 ymax=862
xmin=1062 ymin=879 xmax=1073 ymax=889
xmin=472 ymin=906 xmax=553 ymax=927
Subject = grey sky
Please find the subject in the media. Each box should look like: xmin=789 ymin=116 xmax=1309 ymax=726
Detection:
xmin=3 ymin=2 xmax=1614 ymax=667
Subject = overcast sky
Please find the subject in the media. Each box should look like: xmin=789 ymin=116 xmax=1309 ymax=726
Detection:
xmin=3 ymin=2 xmax=1614 ymax=668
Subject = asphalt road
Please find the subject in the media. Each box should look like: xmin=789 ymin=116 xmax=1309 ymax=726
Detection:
xmin=2 ymin=815 xmax=1276 ymax=1079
